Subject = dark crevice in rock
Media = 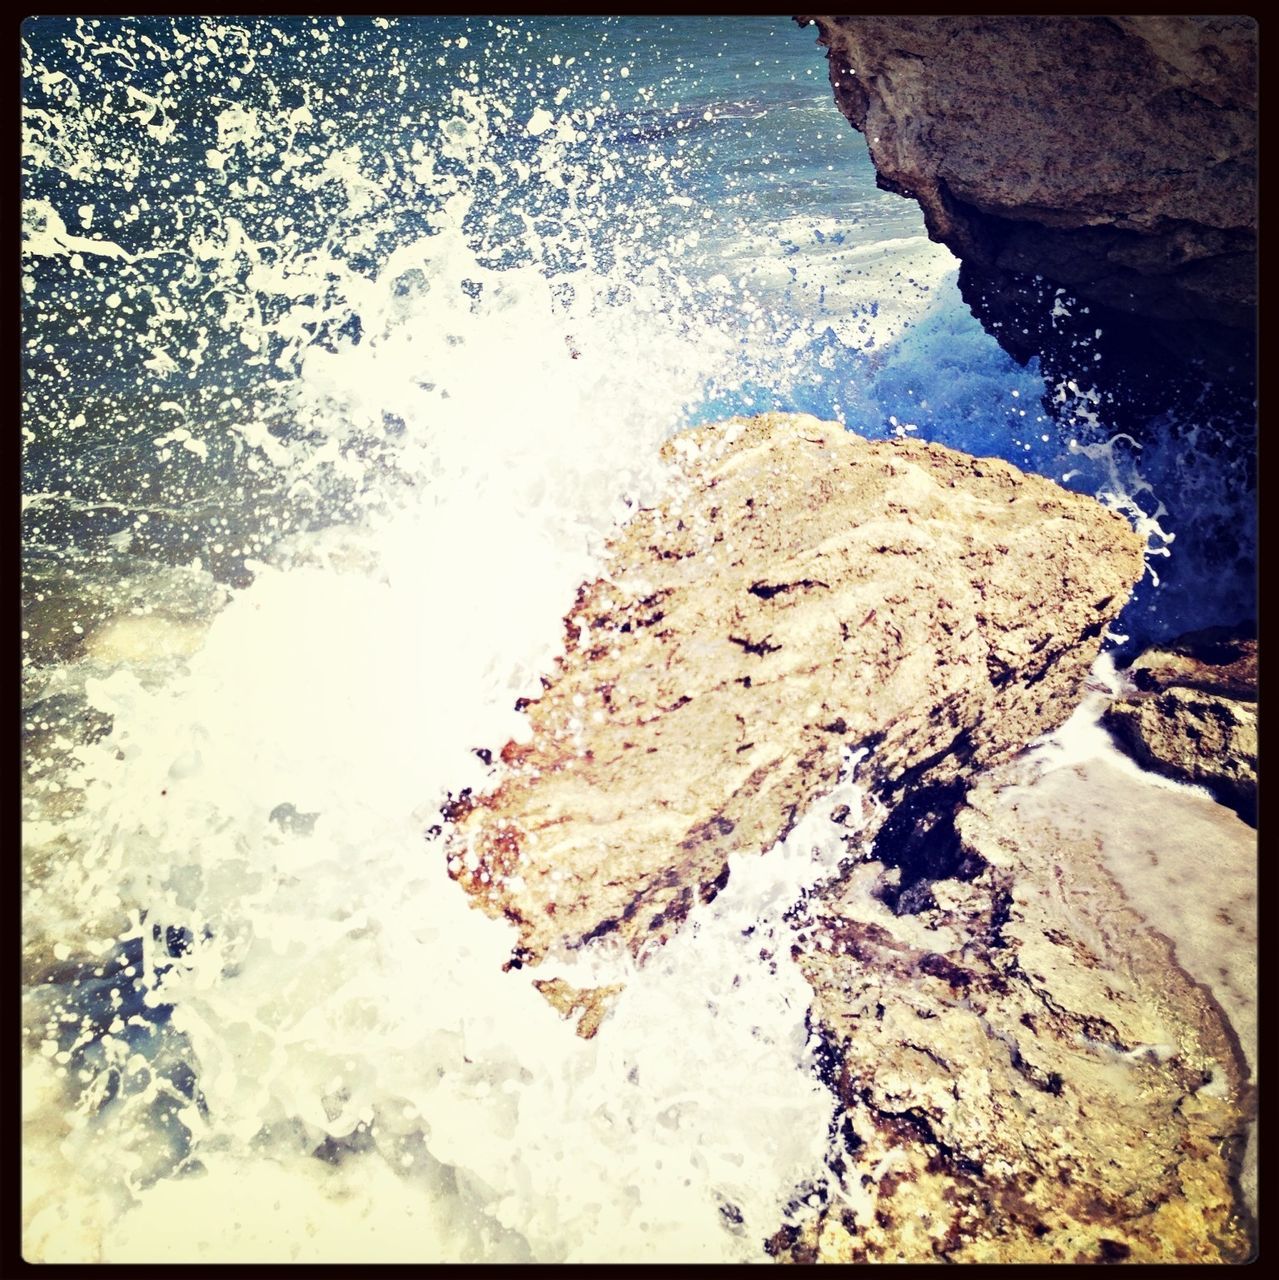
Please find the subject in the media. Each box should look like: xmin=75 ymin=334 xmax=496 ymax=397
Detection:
xmin=578 ymin=916 xmax=619 ymax=945
xmin=870 ymin=780 xmax=982 ymax=916
xmin=439 ymin=787 xmax=474 ymax=824
xmin=728 ymin=632 xmax=782 ymax=656
xmin=880 ymin=727 xmax=974 ymax=805
xmin=1097 ymin=1238 xmax=1133 ymax=1263
xmin=806 ymin=1007 xmax=848 ymax=1096
xmin=699 ymin=860 xmax=732 ymax=904
xmin=1007 ymin=1038 xmax=1067 ymax=1097
xmin=856 ymin=1089 xmax=987 ymax=1179
xmin=748 ymin=578 xmax=830 ymax=600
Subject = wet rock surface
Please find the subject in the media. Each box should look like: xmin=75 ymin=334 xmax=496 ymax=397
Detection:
xmin=1122 ymin=624 xmax=1257 ymax=699
xmin=445 ymin=413 xmax=1144 ymax=966
xmin=433 ymin=411 xmax=1252 ymax=1260
xmin=796 ymin=16 xmax=1257 ymax=348
xmin=1104 ymin=627 xmax=1257 ymax=823
xmin=777 ymin=751 xmax=1254 ymax=1263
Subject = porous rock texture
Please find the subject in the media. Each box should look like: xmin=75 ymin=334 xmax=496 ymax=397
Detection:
xmin=772 ymin=751 xmax=1254 ymax=1264
xmin=445 ymin=413 xmax=1145 ymax=967
xmin=796 ymin=16 xmax=1257 ymax=362
xmin=1104 ymin=626 xmax=1257 ymax=824
xmin=1121 ymin=624 xmax=1257 ymax=699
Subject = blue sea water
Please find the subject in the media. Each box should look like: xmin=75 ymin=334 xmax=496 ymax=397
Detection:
xmin=20 ymin=15 xmax=1257 ymax=1265
xmin=22 ymin=15 xmax=1255 ymax=651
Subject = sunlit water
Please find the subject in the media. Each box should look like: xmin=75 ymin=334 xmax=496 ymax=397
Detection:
xmin=22 ymin=16 xmax=1256 ymax=1262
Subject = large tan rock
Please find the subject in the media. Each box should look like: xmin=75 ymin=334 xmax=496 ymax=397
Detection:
xmin=796 ymin=16 xmax=1256 ymax=337
xmin=444 ymin=414 xmax=1145 ymax=966
xmin=775 ymin=752 xmax=1254 ymax=1264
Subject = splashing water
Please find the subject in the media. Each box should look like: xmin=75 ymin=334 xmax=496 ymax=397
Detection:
xmin=21 ymin=17 xmax=874 ymax=1262
xmin=22 ymin=15 xmax=1255 ymax=1263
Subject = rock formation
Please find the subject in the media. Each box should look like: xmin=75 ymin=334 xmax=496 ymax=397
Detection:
xmin=1120 ymin=623 xmax=1257 ymax=700
xmin=796 ymin=16 xmax=1256 ymax=334
xmin=796 ymin=15 xmax=1257 ymax=393
xmin=444 ymin=413 xmax=1145 ymax=967
xmin=771 ymin=750 xmax=1254 ymax=1263
xmin=1104 ymin=625 xmax=1257 ymax=823
xmin=436 ymin=412 xmax=1252 ymax=1261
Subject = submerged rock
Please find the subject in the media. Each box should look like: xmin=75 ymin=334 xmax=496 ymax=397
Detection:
xmin=445 ymin=413 xmax=1144 ymax=967
xmin=1104 ymin=626 xmax=1257 ymax=823
xmin=778 ymin=751 xmax=1254 ymax=1264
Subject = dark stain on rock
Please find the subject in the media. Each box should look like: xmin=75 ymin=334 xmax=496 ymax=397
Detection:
xmin=679 ymin=812 xmax=736 ymax=851
xmin=648 ymin=885 xmax=694 ymax=932
xmin=748 ymin=578 xmax=830 ymax=600
xmin=764 ymin=1223 xmax=800 ymax=1258
xmin=918 ymin=951 xmax=974 ymax=989
xmin=728 ymin=632 xmax=782 ymax=656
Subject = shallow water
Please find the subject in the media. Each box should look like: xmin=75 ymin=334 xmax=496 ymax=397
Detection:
xmin=22 ymin=15 xmax=1256 ymax=1263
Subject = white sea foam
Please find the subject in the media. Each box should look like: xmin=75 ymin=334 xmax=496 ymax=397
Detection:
xmin=21 ymin=20 xmax=865 ymax=1261
xmin=708 ymin=219 xmax=957 ymax=352
xmin=24 ymin=524 xmax=860 ymax=1260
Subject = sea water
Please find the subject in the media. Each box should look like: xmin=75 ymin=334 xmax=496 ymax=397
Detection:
xmin=21 ymin=16 xmax=1255 ymax=1262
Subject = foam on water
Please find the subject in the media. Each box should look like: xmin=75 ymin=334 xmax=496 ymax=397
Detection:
xmin=25 ymin=533 xmax=868 ymax=1259
xmin=21 ymin=17 xmax=886 ymax=1261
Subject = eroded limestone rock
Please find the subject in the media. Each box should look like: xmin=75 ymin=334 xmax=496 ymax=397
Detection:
xmin=445 ymin=413 xmax=1145 ymax=967
xmin=1125 ymin=625 xmax=1257 ymax=699
xmin=796 ymin=16 xmax=1257 ymax=335
xmin=776 ymin=751 xmax=1254 ymax=1264
xmin=1104 ymin=627 xmax=1257 ymax=823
